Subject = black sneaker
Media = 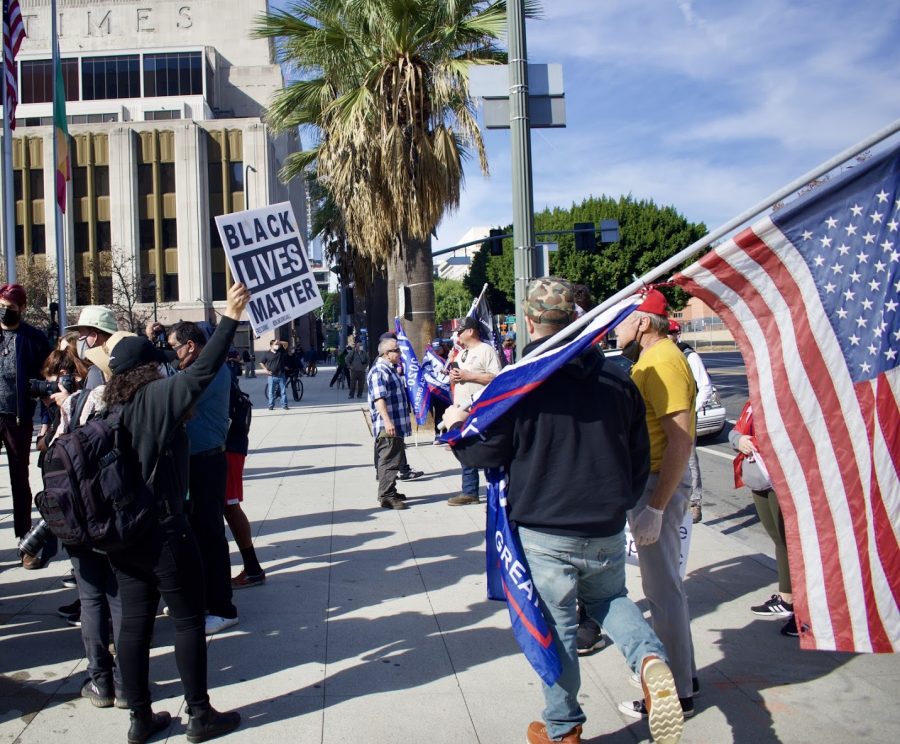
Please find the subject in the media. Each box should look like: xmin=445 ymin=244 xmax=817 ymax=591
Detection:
xmin=57 ymin=599 xmax=81 ymax=620
xmin=185 ymin=706 xmax=241 ymax=743
xmin=61 ymin=571 xmax=77 ymax=589
xmin=81 ymin=678 xmax=114 ymax=708
xmin=576 ymin=619 xmax=606 ymax=655
xmin=780 ymin=615 xmax=799 ymax=637
xmin=380 ymin=496 xmax=408 ymax=510
xmin=751 ymin=594 xmax=793 ymax=617
xmin=397 ymin=469 xmax=424 ymax=481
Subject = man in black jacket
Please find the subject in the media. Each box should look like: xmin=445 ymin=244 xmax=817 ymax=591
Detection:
xmin=444 ymin=278 xmax=683 ymax=744
xmin=0 ymin=283 xmax=50 ymax=563
xmin=260 ymin=339 xmax=289 ymax=410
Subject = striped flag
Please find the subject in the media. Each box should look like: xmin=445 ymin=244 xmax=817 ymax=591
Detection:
xmin=394 ymin=318 xmax=430 ymax=425
xmin=674 ymin=143 xmax=900 ymax=653
xmin=3 ymin=0 xmax=25 ymax=130
xmin=53 ymin=42 xmax=70 ymax=213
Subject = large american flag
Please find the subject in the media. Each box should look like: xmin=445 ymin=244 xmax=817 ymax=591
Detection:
xmin=3 ymin=0 xmax=25 ymax=130
xmin=675 ymin=143 xmax=900 ymax=653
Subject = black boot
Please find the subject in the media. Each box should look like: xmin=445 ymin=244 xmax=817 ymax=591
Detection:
xmin=127 ymin=707 xmax=171 ymax=744
xmin=185 ymin=705 xmax=241 ymax=743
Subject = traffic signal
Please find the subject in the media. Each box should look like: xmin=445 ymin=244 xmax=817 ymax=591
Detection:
xmin=574 ymin=222 xmax=596 ymax=252
xmin=489 ymin=228 xmax=504 ymax=256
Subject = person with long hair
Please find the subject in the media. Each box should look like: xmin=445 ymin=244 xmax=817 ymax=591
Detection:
xmin=102 ymin=282 xmax=250 ymax=744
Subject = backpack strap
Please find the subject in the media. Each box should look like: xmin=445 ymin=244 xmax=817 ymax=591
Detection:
xmin=67 ymin=390 xmax=92 ymax=434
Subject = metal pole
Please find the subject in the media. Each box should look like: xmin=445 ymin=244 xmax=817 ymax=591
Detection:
xmin=508 ymin=0 xmax=535 ymax=358
xmin=2 ymin=20 xmax=15 ymax=283
xmin=51 ymin=0 xmax=66 ymax=326
xmin=244 ymin=163 xmax=256 ymax=209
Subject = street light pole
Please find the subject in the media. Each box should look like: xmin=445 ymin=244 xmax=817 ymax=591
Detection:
xmin=508 ymin=0 xmax=536 ymax=358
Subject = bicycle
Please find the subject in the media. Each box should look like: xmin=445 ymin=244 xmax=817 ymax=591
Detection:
xmin=285 ymin=370 xmax=304 ymax=401
xmin=306 ymin=359 xmax=318 ymax=377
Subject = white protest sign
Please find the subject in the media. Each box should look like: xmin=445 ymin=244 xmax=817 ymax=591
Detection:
xmin=625 ymin=511 xmax=693 ymax=580
xmin=215 ymin=202 xmax=322 ymax=335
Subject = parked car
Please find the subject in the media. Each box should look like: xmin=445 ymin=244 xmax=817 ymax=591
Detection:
xmin=603 ymin=348 xmax=726 ymax=438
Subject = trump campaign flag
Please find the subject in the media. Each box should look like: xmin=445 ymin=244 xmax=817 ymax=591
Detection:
xmin=446 ymin=296 xmax=640 ymax=685
xmin=674 ymin=143 xmax=900 ymax=653
xmin=422 ymin=347 xmax=451 ymax=404
xmin=394 ymin=319 xmax=430 ymax=425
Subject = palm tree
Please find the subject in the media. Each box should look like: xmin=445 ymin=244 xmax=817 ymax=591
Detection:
xmin=254 ymin=0 xmax=525 ymax=352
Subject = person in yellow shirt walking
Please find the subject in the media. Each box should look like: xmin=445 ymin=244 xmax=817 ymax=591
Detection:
xmin=615 ymin=288 xmax=699 ymax=722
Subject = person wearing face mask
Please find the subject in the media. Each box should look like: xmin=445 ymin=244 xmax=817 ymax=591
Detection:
xmin=0 ymin=284 xmax=51 ymax=558
xmin=65 ymin=306 xmax=120 ymax=392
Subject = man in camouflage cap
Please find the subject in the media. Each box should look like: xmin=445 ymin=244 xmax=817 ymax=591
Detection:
xmin=444 ymin=277 xmax=682 ymax=744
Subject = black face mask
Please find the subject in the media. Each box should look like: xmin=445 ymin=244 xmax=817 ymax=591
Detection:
xmin=620 ymin=340 xmax=641 ymax=364
xmin=1 ymin=307 xmax=20 ymax=326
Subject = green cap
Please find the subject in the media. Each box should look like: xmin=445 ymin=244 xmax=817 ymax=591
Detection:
xmin=524 ymin=276 xmax=575 ymax=324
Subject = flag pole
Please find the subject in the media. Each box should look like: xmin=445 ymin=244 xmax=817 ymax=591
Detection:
xmin=524 ymin=117 xmax=900 ymax=362
xmin=51 ymin=0 xmax=66 ymax=326
xmin=2 ymin=1 xmax=14 ymax=283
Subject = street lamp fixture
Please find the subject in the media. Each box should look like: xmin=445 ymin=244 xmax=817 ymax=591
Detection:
xmin=244 ymin=164 xmax=257 ymax=209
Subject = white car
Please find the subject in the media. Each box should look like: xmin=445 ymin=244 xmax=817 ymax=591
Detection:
xmin=604 ymin=348 xmax=726 ymax=438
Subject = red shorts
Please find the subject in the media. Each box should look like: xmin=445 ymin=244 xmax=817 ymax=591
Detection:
xmin=225 ymin=452 xmax=246 ymax=505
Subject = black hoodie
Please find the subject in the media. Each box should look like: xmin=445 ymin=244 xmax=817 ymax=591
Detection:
xmin=452 ymin=340 xmax=650 ymax=537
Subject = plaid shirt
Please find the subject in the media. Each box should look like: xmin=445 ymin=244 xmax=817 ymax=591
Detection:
xmin=367 ymin=357 xmax=412 ymax=438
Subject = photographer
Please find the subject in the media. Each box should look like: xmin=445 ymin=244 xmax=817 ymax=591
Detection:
xmin=0 ymin=283 xmax=51 ymax=562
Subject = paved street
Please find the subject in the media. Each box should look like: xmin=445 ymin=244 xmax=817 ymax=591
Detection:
xmin=2 ymin=366 xmax=899 ymax=743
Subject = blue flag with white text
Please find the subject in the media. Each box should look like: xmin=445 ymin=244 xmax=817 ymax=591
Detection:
xmin=423 ymin=348 xmax=452 ymax=404
xmin=394 ymin=318 xmax=431 ymax=425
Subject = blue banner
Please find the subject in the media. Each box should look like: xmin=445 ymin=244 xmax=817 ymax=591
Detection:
xmin=423 ymin=348 xmax=451 ymax=404
xmin=394 ymin=318 xmax=431 ymax=425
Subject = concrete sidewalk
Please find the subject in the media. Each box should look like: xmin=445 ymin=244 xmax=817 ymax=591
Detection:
xmin=1 ymin=369 xmax=898 ymax=743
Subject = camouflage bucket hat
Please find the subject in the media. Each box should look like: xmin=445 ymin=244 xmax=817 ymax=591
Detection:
xmin=524 ymin=276 xmax=575 ymax=323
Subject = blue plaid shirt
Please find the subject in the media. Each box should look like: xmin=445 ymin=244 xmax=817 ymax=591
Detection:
xmin=367 ymin=357 xmax=412 ymax=438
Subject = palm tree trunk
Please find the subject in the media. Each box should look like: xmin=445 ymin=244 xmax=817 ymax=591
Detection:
xmin=386 ymin=233 xmax=436 ymax=354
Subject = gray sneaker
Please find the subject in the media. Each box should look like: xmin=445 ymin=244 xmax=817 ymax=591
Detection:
xmin=448 ymin=494 xmax=479 ymax=506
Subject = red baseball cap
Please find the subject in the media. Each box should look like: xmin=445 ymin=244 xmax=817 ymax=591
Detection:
xmin=637 ymin=288 xmax=668 ymax=316
xmin=668 ymin=319 xmax=681 ymax=334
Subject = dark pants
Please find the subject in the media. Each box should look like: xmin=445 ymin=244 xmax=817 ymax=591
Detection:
xmin=753 ymin=488 xmax=792 ymax=594
xmin=188 ymin=450 xmax=236 ymax=619
xmin=348 ymin=369 xmax=366 ymax=397
xmin=461 ymin=465 xmax=480 ymax=497
xmin=108 ymin=515 xmax=209 ymax=710
xmin=70 ymin=547 xmax=123 ymax=691
xmin=0 ymin=415 xmax=35 ymax=538
xmin=375 ymin=434 xmax=404 ymax=500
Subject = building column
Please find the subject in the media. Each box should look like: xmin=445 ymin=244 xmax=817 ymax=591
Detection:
xmin=108 ymin=126 xmax=139 ymax=299
xmin=174 ymin=121 xmax=205 ymax=304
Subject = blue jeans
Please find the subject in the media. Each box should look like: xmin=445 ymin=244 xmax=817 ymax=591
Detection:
xmin=267 ymin=375 xmax=288 ymax=408
xmin=461 ymin=465 xmax=479 ymax=496
xmin=518 ymin=526 xmax=668 ymax=739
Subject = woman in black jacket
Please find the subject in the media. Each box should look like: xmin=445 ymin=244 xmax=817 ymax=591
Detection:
xmin=102 ymin=283 xmax=250 ymax=744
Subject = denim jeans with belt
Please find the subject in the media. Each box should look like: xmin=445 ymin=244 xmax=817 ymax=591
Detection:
xmin=518 ymin=526 xmax=668 ymax=739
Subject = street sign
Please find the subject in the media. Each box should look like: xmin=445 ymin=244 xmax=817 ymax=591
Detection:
xmin=469 ymin=63 xmax=566 ymax=129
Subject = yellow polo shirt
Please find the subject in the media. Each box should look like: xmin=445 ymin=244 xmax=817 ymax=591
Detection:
xmin=630 ymin=338 xmax=696 ymax=472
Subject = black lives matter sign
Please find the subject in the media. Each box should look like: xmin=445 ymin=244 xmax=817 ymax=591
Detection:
xmin=215 ymin=203 xmax=323 ymax=335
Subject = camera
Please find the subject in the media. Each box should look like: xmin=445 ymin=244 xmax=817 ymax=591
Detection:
xmin=18 ymin=519 xmax=53 ymax=558
xmin=28 ymin=374 xmax=77 ymax=398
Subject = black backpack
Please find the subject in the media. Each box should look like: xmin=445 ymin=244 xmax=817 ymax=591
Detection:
xmin=35 ymin=407 xmax=158 ymax=552
xmin=228 ymin=378 xmax=252 ymax=439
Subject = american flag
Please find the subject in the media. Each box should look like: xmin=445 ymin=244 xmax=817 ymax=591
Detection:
xmin=674 ymin=143 xmax=900 ymax=653
xmin=3 ymin=0 xmax=25 ymax=130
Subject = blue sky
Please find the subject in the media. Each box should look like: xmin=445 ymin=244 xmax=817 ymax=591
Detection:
xmin=270 ymin=1 xmax=900 ymax=252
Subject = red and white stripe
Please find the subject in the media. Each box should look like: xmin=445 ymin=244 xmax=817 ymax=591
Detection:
xmin=3 ymin=0 xmax=26 ymax=129
xmin=676 ymin=217 xmax=900 ymax=653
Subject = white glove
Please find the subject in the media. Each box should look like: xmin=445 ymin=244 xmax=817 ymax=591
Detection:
xmin=629 ymin=505 xmax=664 ymax=546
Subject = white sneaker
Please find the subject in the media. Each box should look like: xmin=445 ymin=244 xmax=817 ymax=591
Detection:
xmin=162 ymin=606 xmax=170 ymax=617
xmin=205 ymin=615 xmax=239 ymax=635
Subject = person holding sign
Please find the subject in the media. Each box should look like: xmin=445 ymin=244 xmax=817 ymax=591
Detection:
xmin=260 ymin=339 xmax=289 ymax=410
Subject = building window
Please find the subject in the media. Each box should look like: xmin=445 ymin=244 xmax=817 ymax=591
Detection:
xmin=207 ymin=161 xmax=223 ymax=193
xmin=29 ymin=170 xmax=45 ymax=199
xmin=68 ymin=113 xmax=119 ymax=125
xmin=145 ymin=110 xmax=182 ymax=121
xmin=161 ymin=219 xmax=177 ymax=248
xmin=82 ymin=55 xmax=140 ymax=101
xmin=139 ymin=219 xmax=155 ymax=248
xmin=14 ymin=225 xmax=24 ymax=255
xmin=20 ymin=59 xmax=79 ymax=104
xmin=13 ymin=171 xmax=22 ymax=201
xmin=74 ymin=222 xmax=90 ymax=253
xmin=159 ymin=163 xmax=176 ymax=194
xmin=95 ymin=166 xmax=110 ymax=196
xmin=73 ymin=166 xmax=89 ymax=200
xmin=96 ymin=221 xmax=111 ymax=251
xmin=143 ymin=52 xmax=202 ymax=97
xmin=138 ymin=164 xmax=153 ymax=195
xmin=31 ymin=225 xmax=46 ymax=254
xmin=230 ymin=161 xmax=244 ymax=192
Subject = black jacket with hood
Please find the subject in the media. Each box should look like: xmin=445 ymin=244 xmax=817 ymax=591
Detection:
xmin=120 ymin=317 xmax=236 ymax=515
xmin=452 ymin=339 xmax=650 ymax=537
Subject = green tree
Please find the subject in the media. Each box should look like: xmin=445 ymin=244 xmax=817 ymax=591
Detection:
xmin=255 ymin=1 xmax=526 ymax=352
xmin=433 ymin=278 xmax=473 ymax=326
xmin=466 ymin=196 xmax=707 ymax=309
xmin=463 ymin=228 xmax=514 ymax=314
xmin=320 ymin=291 xmax=339 ymax=322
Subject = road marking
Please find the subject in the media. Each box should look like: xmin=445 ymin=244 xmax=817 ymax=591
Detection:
xmin=697 ymin=446 xmax=734 ymax=461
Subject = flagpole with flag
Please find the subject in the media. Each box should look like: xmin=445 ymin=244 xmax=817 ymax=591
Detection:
xmin=2 ymin=0 xmax=26 ymax=283
xmin=51 ymin=0 xmax=69 ymax=326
